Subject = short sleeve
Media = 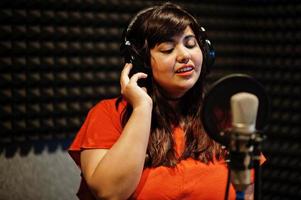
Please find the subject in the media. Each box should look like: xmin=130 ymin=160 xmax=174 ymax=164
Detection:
xmin=251 ymin=153 xmax=266 ymax=183
xmin=68 ymin=98 xmax=126 ymax=166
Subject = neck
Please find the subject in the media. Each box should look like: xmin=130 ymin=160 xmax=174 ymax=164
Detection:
xmin=157 ymin=88 xmax=182 ymax=110
xmin=162 ymin=94 xmax=182 ymax=101
xmin=157 ymin=84 xmax=183 ymax=100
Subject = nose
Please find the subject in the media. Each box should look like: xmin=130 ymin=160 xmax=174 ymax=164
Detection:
xmin=176 ymin=47 xmax=190 ymax=63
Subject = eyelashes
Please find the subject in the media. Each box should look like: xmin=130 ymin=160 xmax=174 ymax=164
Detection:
xmin=185 ymin=37 xmax=198 ymax=48
xmin=157 ymin=35 xmax=198 ymax=54
xmin=160 ymin=40 xmax=197 ymax=54
xmin=161 ymin=49 xmax=173 ymax=54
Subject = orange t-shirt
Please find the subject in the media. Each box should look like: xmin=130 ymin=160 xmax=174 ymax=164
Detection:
xmin=69 ymin=98 xmax=261 ymax=200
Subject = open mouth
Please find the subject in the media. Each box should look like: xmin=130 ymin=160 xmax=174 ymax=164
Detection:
xmin=175 ymin=66 xmax=194 ymax=73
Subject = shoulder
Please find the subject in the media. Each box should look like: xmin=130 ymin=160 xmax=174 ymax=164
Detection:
xmin=85 ymin=97 xmax=128 ymax=132
xmin=68 ymin=97 xmax=128 ymax=159
xmin=90 ymin=97 xmax=127 ymax=117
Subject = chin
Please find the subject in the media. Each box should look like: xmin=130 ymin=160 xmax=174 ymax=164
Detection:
xmin=175 ymin=84 xmax=195 ymax=95
xmin=181 ymin=80 xmax=197 ymax=90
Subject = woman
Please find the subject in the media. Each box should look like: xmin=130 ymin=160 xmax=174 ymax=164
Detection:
xmin=69 ymin=3 xmax=251 ymax=200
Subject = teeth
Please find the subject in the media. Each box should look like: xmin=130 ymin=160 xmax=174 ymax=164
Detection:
xmin=176 ymin=67 xmax=193 ymax=73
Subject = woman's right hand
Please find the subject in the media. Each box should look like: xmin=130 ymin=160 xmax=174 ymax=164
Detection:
xmin=80 ymin=63 xmax=153 ymax=200
xmin=120 ymin=63 xmax=153 ymax=109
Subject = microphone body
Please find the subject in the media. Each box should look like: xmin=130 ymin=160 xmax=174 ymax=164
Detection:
xmin=229 ymin=92 xmax=259 ymax=192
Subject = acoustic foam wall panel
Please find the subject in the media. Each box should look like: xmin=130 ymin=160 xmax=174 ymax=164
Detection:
xmin=0 ymin=0 xmax=300 ymax=199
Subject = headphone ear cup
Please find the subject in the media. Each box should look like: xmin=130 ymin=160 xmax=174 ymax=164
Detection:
xmin=120 ymin=30 xmax=132 ymax=63
xmin=123 ymin=42 xmax=134 ymax=63
xmin=121 ymin=40 xmax=142 ymax=66
xmin=121 ymin=40 xmax=152 ymax=89
xmin=204 ymin=39 xmax=215 ymax=69
xmin=199 ymin=27 xmax=216 ymax=73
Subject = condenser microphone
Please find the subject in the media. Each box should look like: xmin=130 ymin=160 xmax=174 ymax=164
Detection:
xmin=229 ymin=92 xmax=259 ymax=192
xmin=201 ymin=74 xmax=269 ymax=200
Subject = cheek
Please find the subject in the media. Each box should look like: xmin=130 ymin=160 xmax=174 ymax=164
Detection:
xmin=151 ymin=55 xmax=173 ymax=75
xmin=150 ymin=57 xmax=162 ymax=81
xmin=193 ymin=50 xmax=204 ymax=70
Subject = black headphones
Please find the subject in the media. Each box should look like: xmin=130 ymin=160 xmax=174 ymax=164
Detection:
xmin=120 ymin=15 xmax=152 ymax=88
xmin=198 ymin=26 xmax=216 ymax=73
xmin=120 ymin=17 xmax=147 ymax=69
xmin=120 ymin=14 xmax=216 ymax=76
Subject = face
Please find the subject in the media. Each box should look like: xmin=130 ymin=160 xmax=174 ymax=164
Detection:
xmin=150 ymin=26 xmax=203 ymax=99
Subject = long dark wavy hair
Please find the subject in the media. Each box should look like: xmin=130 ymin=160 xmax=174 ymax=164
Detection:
xmin=117 ymin=2 xmax=224 ymax=167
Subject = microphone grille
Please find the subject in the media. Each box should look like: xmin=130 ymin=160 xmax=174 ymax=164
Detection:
xmin=230 ymin=92 xmax=259 ymax=134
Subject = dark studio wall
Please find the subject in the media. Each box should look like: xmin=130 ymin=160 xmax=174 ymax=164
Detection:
xmin=0 ymin=0 xmax=300 ymax=199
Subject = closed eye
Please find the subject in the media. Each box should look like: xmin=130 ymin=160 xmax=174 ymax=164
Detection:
xmin=185 ymin=36 xmax=198 ymax=49
xmin=157 ymin=40 xmax=174 ymax=54
xmin=160 ymin=49 xmax=173 ymax=54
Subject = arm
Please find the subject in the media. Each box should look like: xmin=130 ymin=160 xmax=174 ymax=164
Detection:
xmin=80 ymin=63 xmax=152 ymax=200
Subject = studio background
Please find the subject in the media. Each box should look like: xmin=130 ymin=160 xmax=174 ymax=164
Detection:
xmin=0 ymin=0 xmax=300 ymax=199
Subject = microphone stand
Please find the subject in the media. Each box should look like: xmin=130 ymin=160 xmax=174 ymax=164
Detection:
xmin=253 ymin=132 xmax=265 ymax=200
xmin=229 ymin=132 xmax=253 ymax=200
xmin=228 ymin=131 xmax=265 ymax=200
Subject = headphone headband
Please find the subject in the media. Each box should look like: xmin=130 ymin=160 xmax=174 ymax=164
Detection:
xmin=120 ymin=9 xmax=216 ymax=74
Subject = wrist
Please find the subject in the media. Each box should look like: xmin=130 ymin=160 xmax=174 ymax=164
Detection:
xmin=133 ymin=102 xmax=153 ymax=112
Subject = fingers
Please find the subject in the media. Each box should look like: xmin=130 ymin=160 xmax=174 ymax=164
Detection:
xmin=119 ymin=64 xmax=151 ymax=106
xmin=129 ymin=72 xmax=148 ymax=84
xmin=120 ymin=63 xmax=148 ymax=87
xmin=141 ymin=87 xmax=147 ymax=93
xmin=120 ymin=63 xmax=132 ymax=88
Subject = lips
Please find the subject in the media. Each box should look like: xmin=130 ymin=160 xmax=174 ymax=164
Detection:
xmin=175 ymin=65 xmax=194 ymax=73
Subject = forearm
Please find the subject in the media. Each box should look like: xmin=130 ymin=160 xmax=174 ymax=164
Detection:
xmin=86 ymin=105 xmax=152 ymax=199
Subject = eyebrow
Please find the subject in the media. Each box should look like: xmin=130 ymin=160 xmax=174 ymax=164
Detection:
xmin=184 ymin=35 xmax=197 ymax=40
xmin=157 ymin=34 xmax=197 ymax=47
xmin=165 ymin=34 xmax=196 ymax=43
